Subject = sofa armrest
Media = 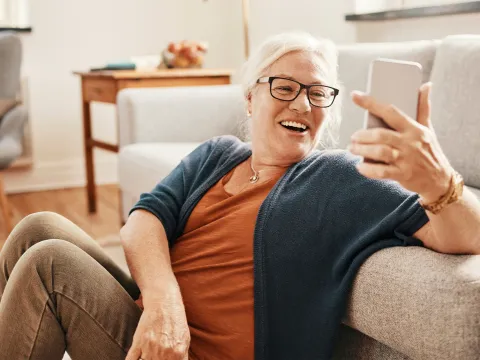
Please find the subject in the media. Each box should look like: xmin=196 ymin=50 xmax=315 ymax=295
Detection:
xmin=117 ymin=84 xmax=245 ymax=148
xmin=344 ymin=246 xmax=480 ymax=360
xmin=0 ymin=104 xmax=27 ymax=168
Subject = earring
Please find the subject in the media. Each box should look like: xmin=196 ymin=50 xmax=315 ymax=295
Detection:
xmin=246 ymin=110 xmax=252 ymax=117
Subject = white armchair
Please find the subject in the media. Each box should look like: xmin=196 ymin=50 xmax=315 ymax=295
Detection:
xmin=117 ymin=84 xmax=246 ymax=222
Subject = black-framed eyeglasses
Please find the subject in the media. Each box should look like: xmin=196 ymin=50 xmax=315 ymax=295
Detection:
xmin=256 ymin=76 xmax=339 ymax=108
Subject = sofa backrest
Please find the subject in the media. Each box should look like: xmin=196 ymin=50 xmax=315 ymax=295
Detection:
xmin=0 ymin=32 xmax=22 ymax=99
xmin=429 ymin=35 xmax=480 ymax=189
xmin=336 ymin=40 xmax=439 ymax=150
xmin=117 ymin=84 xmax=245 ymax=148
xmin=118 ymin=37 xmax=480 ymax=189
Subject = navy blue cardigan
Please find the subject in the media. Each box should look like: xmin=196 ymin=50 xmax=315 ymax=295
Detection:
xmin=130 ymin=135 xmax=429 ymax=360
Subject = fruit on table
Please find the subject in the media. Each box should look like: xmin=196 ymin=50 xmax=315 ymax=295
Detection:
xmin=167 ymin=42 xmax=181 ymax=54
xmin=164 ymin=40 xmax=208 ymax=68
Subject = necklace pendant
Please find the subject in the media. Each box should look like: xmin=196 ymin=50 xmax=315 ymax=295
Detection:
xmin=249 ymin=174 xmax=259 ymax=183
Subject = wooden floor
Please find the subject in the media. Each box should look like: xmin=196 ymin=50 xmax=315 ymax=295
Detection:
xmin=0 ymin=185 xmax=122 ymax=243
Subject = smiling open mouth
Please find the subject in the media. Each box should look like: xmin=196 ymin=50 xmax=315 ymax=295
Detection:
xmin=280 ymin=121 xmax=309 ymax=133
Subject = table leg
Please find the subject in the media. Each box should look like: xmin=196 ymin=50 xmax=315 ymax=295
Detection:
xmin=0 ymin=173 xmax=12 ymax=233
xmin=118 ymin=189 xmax=126 ymax=226
xmin=82 ymin=101 xmax=96 ymax=213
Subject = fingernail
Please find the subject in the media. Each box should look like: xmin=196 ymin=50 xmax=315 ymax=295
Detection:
xmin=351 ymin=90 xmax=364 ymax=98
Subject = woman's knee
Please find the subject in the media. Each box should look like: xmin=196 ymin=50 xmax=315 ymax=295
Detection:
xmin=13 ymin=211 xmax=66 ymax=235
xmin=5 ymin=211 xmax=77 ymax=251
xmin=4 ymin=239 xmax=101 ymax=310
xmin=10 ymin=211 xmax=65 ymax=239
xmin=12 ymin=239 xmax=130 ymax=304
xmin=13 ymin=239 xmax=83 ymax=289
xmin=0 ymin=212 xmax=77 ymax=279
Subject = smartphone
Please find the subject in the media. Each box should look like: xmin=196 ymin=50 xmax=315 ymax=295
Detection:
xmin=362 ymin=58 xmax=423 ymax=162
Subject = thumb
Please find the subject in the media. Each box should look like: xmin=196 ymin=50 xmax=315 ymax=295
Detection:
xmin=416 ymin=82 xmax=433 ymax=128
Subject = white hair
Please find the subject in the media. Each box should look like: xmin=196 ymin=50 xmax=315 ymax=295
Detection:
xmin=239 ymin=31 xmax=342 ymax=150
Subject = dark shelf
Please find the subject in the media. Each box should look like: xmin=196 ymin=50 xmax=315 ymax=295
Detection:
xmin=0 ymin=27 xmax=32 ymax=33
xmin=346 ymin=1 xmax=480 ymax=21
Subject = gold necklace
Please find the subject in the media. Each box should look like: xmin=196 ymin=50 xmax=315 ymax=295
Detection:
xmin=249 ymin=160 xmax=260 ymax=183
xmin=249 ymin=158 xmax=287 ymax=184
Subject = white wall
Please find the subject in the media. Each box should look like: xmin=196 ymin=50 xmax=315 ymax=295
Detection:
xmin=4 ymin=0 xmax=357 ymax=193
xmin=356 ymin=9 xmax=480 ymax=42
xmin=4 ymin=0 xmax=188 ymax=193
xmin=249 ymin=0 xmax=356 ymax=51
xmin=182 ymin=0 xmax=244 ymax=70
xmin=186 ymin=0 xmax=357 ymax=80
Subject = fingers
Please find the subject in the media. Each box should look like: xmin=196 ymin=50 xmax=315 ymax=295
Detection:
xmin=356 ymin=162 xmax=403 ymax=180
xmin=125 ymin=347 xmax=187 ymax=360
xmin=348 ymin=143 xmax=400 ymax=164
xmin=129 ymin=335 xmax=188 ymax=360
xmin=350 ymin=128 xmax=403 ymax=148
xmin=125 ymin=346 xmax=142 ymax=360
xmin=351 ymin=91 xmax=416 ymax=132
xmin=417 ymin=82 xmax=433 ymax=128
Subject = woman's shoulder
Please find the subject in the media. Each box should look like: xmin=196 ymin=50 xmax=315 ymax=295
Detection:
xmin=305 ymin=148 xmax=361 ymax=170
xmin=186 ymin=135 xmax=250 ymax=169
xmin=211 ymin=135 xmax=248 ymax=150
xmin=303 ymin=149 xmax=406 ymax=193
xmin=292 ymin=148 xmax=371 ymax=187
xmin=198 ymin=135 xmax=248 ymax=152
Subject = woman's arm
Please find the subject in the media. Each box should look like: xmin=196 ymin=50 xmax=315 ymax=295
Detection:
xmin=121 ymin=209 xmax=191 ymax=360
xmin=350 ymin=83 xmax=480 ymax=255
xmin=414 ymin=187 xmax=480 ymax=254
xmin=120 ymin=138 xmax=223 ymax=301
xmin=120 ymin=209 xmax=179 ymax=304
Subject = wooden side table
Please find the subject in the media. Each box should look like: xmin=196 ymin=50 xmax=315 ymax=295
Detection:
xmin=74 ymin=68 xmax=233 ymax=213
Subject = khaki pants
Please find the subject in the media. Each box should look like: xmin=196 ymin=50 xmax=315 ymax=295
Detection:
xmin=0 ymin=212 xmax=142 ymax=360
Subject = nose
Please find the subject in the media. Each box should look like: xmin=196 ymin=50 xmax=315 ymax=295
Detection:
xmin=289 ymin=88 xmax=311 ymax=113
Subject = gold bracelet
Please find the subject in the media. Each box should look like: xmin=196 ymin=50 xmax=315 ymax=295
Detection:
xmin=419 ymin=171 xmax=464 ymax=215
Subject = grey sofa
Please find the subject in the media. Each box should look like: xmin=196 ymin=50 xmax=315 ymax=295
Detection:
xmin=0 ymin=32 xmax=27 ymax=169
xmin=116 ymin=35 xmax=480 ymax=359
xmin=0 ymin=32 xmax=27 ymax=232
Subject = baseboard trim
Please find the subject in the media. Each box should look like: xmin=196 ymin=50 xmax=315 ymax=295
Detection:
xmin=3 ymin=155 xmax=118 ymax=194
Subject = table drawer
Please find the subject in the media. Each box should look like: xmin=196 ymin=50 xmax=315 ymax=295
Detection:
xmin=117 ymin=76 xmax=231 ymax=89
xmin=83 ymin=78 xmax=117 ymax=103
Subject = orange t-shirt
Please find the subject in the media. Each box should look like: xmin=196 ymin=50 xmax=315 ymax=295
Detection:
xmin=169 ymin=164 xmax=284 ymax=360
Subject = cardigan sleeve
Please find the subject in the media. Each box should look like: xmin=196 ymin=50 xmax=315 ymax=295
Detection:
xmin=326 ymin=151 xmax=430 ymax=248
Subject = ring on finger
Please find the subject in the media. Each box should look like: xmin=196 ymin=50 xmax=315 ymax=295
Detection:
xmin=391 ymin=148 xmax=400 ymax=162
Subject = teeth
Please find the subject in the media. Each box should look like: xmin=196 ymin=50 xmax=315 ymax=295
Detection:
xmin=280 ymin=121 xmax=307 ymax=130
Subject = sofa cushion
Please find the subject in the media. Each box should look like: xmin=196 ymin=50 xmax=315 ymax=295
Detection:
xmin=118 ymin=142 xmax=200 ymax=201
xmin=429 ymin=35 xmax=480 ymax=189
xmin=467 ymin=186 xmax=480 ymax=201
xmin=337 ymin=40 xmax=438 ymax=149
xmin=333 ymin=324 xmax=411 ymax=360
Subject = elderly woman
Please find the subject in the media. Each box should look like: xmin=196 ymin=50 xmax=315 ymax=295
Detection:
xmin=1 ymin=32 xmax=480 ymax=360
